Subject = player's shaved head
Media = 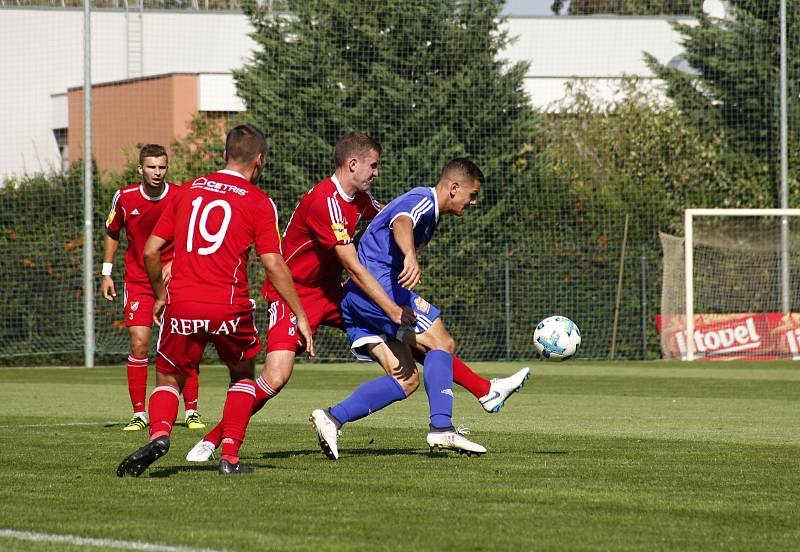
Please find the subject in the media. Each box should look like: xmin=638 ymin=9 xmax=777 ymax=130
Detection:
xmin=225 ymin=124 xmax=267 ymax=164
xmin=334 ymin=132 xmax=382 ymax=168
xmin=440 ymin=158 xmax=484 ymax=185
xmin=139 ymin=144 xmax=167 ymax=165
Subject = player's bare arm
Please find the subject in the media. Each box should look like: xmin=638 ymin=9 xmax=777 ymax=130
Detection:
xmin=391 ymin=216 xmax=421 ymax=289
xmin=101 ymin=233 xmax=120 ymax=301
xmin=335 ymin=243 xmax=416 ymax=326
xmin=260 ymin=252 xmax=315 ymax=357
xmin=142 ymin=234 xmax=168 ymax=324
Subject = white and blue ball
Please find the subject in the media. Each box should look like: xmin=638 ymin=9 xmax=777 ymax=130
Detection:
xmin=533 ymin=316 xmax=581 ymax=361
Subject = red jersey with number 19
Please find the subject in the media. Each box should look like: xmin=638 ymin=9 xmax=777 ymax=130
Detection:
xmin=152 ymin=170 xmax=281 ymax=306
xmin=263 ymin=175 xmax=381 ymax=301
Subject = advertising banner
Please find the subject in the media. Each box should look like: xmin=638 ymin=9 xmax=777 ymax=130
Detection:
xmin=656 ymin=313 xmax=800 ymax=360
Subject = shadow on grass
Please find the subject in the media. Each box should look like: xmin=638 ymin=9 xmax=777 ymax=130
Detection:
xmin=148 ymin=464 xmax=220 ymax=477
xmin=258 ymin=447 xmax=428 ymax=459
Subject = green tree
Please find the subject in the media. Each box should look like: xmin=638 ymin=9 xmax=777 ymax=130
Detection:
xmin=0 ymin=163 xmax=99 ymax=361
xmin=233 ymin=0 xmax=540 ymax=357
xmin=645 ymin=0 xmax=800 ymax=207
xmin=529 ymin=78 xmax=745 ymax=358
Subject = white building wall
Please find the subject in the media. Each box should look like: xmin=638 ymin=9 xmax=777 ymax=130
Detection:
xmin=198 ymin=73 xmax=247 ymax=112
xmin=502 ymin=16 xmax=695 ymax=108
xmin=0 ymin=9 xmax=693 ymax=180
xmin=0 ymin=9 xmax=255 ymax=179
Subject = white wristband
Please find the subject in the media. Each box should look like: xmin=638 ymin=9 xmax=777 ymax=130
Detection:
xmin=101 ymin=262 xmax=113 ymax=276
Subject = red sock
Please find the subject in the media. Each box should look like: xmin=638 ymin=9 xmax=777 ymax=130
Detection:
xmin=220 ymin=380 xmax=255 ymax=464
xmin=203 ymin=376 xmax=276 ymax=448
xmin=203 ymin=421 xmax=224 ymax=448
xmin=148 ymin=386 xmax=180 ymax=439
xmin=452 ymin=356 xmax=490 ymax=398
xmin=253 ymin=376 xmax=278 ymax=415
xmin=183 ymin=372 xmax=199 ymax=412
xmin=127 ymin=355 xmax=148 ymax=414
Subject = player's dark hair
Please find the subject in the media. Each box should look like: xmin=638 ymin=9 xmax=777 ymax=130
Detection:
xmin=334 ymin=132 xmax=382 ymax=168
xmin=225 ymin=124 xmax=267 ymax=163
xmin=139 ymin=144 xmax=168 ymax=165
xmin=442 ymin=158 xmax=484 ymax=184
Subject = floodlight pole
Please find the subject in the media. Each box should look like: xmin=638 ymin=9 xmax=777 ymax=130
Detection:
xmin=83 ymin=0 xmax=95 ymax=367
xmin=779 ymin=0 xmax=790 ymax=314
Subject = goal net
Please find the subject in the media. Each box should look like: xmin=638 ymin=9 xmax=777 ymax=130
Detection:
xmin=660 ymin=209 xmax=800 ymax=361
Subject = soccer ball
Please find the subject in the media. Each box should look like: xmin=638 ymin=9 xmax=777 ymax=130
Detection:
xmin=533 ymin=316 xmax=581 ymax=361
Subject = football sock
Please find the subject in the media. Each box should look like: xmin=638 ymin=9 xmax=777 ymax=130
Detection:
xmin=148 ymin=386 xmax=180 ymax=439
xmin=423 ymin=349 xmax=454 ymax=430
xmin=220 ymin=380 xmax=256 ymax=464
xmin=329 ymin=375 xmax=406 ymax=425
xmin=452 ymin=355 xmax=490 ymax=398
xmin=203 ymin=422 xmax=223 ymax=448
xmin=202 ymin=376 xmax=277 ymax=449
xmin=126 ymin=355 xmax=148 ymax=414
xmin=252 ymin=376 xmax=278 ymax=416
xmin=182 ymin=372 xmax=199 ymax=412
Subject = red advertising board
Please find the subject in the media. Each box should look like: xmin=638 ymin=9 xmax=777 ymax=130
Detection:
xmin=655 ymin=313 xmax=800 ymax=360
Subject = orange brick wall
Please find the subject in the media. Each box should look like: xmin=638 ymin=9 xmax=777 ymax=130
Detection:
xmin=68 ymin=74 xmax=199 ymax=173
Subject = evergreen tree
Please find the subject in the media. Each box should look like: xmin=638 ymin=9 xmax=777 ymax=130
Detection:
xmin=645 ymin=0 xmax=800 ymax=206
xmin=234 ymin=0 xmax=538 ymax=220
xmin=234 ymin=0 xmax=540 ymax=355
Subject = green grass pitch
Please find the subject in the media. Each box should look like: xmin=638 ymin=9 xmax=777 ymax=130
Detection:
xmin=0 ymin=361 xmax=798 ymax=551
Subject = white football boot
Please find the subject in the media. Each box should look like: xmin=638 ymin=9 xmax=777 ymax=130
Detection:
xmin=309 ymin=409 xmax=340 ymax=460
xmin=479 ymin=367 xmax=531 ymax=413
xmin=426 ymin=425 xmax=487 ymax=456
xmin=185 ymin=439 xmax=217 ymax=462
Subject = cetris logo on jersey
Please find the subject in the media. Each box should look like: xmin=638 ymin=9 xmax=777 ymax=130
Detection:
xmin=331 ymin=222 xmax=350 ymax=242
xmin=414 ymin=296 xmax=431 ymax=314
xmin=289 ymin=312 xmax=297 ymax=325
xmin=130 ymin=301 xmax=140 ymax=312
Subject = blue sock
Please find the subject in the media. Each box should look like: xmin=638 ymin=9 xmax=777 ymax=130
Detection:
xmin=423 ymin=349 xmax=454 ymax=430
xmin=329 ymin=375 xmax=406 ymax=425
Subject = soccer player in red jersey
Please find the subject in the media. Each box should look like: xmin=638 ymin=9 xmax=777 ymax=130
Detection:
xmin=116 ymin=125 xmax=313 ymax=477
xmin=101 ymin=144 xmax=204 ymax=432
xmin=187 ymin=132 xmax=529 ymax=462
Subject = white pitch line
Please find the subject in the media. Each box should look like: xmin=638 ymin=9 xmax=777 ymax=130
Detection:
xmin=0 ymin=529 xmax=227 ymax=552
xmin=0 ymin=421 xmax=119 ymax=429
xmin=0 ymin=419 xmax=285 ymax=429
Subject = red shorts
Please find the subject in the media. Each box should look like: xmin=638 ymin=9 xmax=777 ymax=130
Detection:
xmin=156 ymin=300 xmax=261 ymax=377
xmin=266 ymin=286 xmax=344 ymax=353
xmin=124 ymin=282 xmax=156 ymax=328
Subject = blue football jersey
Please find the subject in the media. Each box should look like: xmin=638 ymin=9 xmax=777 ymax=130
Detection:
xmin=357 ymin=187 xmax=439 ymax=283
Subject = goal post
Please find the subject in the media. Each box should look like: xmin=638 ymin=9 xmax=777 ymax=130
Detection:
xmin=683 ymin=208 xmax=800 ymax=361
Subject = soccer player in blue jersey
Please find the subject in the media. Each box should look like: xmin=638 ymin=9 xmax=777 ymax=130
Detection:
xmin=310 ymin=158 xmax=491 ymax=457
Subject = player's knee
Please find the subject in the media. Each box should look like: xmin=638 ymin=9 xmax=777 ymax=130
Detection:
xmin=395 ymin=372 xmax=419 ymax=396
xmin=130 ymin=340 xmax=148 ymax=358
xmin=261 ymin=352 xmax=295 ymax=392
xmin=261 ymin=370 xmax=290 ymax=393
xmin=435 ymin=334 xmax=456 ymax=354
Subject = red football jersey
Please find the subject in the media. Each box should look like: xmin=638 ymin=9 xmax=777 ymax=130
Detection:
xmin=264 ymin=174 xmax=381 ymax=301
xmin=153 ymin=170 xmax=282 ymax=306
xmin=105 ymin=183 xmax=175 ymax=285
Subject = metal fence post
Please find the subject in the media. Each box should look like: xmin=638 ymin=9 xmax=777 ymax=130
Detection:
xmin=504 ymin=243 xmax=511 ymax=359
xmin=640 ymin=243 xmax=647 ymax=359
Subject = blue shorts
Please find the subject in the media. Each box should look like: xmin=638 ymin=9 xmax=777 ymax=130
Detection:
xmin=340 ymin=281 xmax=441 ymax=361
